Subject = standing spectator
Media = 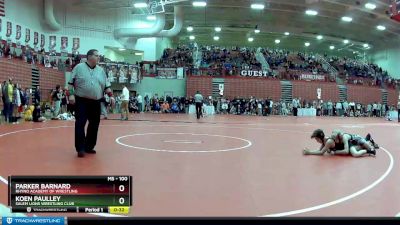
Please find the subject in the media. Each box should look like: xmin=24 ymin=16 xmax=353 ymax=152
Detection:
xmin=100 ymin=92 xmax=109 ymax=119
xmin=1 ymin=81 xmax=5 ymax=118
xmin=12 ymin=83 xmax=21 ymax=124
xmin=194 ymin=91 xmax=203 ymax=119
xmin=327 ymin=100 xmax=333 ymax=116
xmin=343 ymin=100 xmax=349 ymax=117
xmin=265 ymin=98 xmax=270 ymax=116
xmin=316 ymin=100 xmax=322 ymax=116
xmin=144 ymin=95 xmax=150 ymax=112
xmin=349 ymin=101 xmax=355 ymax=116
xmin=68 ymin=49 xmax=115 ymax=158
xmin=25 ymin=88 xmax=31 ymax=106
xmin=281 ymin=100 xmax=288 ymax=116
xmin=336 ymin=101 xmax=343 ymax=117
xmin=397 ymin=100 xmax=400 ymax=122
xmin=61 ymin=88 xmax=68 ymax=114
xmin=367 ymin=103 xmax=372 ymax=117
xmin=33 ymin=86 xmax=41 ymax=106
xmin=377 ymin=102 xmax=381 ymax=117
xmin=115 ymin=94 xmax=121 ymax=114
xmin=292 ymin=98 xmax=299 ymax=116
xmin=137 ymin=93 xmax=143 ymax=113
xmin=372 ymin=102 xmax=377 ymax=117
xmin=120 ymin=85 xmax=129 ymax=120
xmin=2 ymin=79 xmax=13 ymax=123
xmin=269 ymin=98 xmax=274 ymax=115
xmin=65 ymin=86 xmax=74 ymax=115
xmin=356 ymin=103 xmax=362 ymax=117
xmin=52 ymin=85 xmax=62 ymax=119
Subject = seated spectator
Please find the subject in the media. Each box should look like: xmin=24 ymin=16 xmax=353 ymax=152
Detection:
xmin=170 ymin=101 xmax=179 ymax=113
xmin=161 ymin=101 xmax=170 ymax=113
xmin=33 ymin=104 xmax=46 ymax=122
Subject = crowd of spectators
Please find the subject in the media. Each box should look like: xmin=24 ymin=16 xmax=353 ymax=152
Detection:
xmin=154 ymin=44 xmax=399 ymax=88
xmin=98 ymin=92 xmax=398 ymax=120
xmin=198 ymin=95 xmax=397 ymax=118
xmin=326 ymin=55 xmax=400 ymax=88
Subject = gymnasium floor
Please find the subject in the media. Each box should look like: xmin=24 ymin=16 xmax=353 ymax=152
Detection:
xmin=0 ymin=114 xmax=399 ymax=217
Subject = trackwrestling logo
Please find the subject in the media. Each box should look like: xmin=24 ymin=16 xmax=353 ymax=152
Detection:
xmin=2 ymin=217 xmax=65 ymax=225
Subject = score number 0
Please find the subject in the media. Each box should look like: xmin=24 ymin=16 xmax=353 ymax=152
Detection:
xmin=117 ymin=180 xmax=128 ymax=205
xmin=118 ymin=185 xmax=127 ymax=205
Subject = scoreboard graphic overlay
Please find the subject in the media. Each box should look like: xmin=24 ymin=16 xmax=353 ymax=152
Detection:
xmin=8 ymin=176 xmax=132 ymax=214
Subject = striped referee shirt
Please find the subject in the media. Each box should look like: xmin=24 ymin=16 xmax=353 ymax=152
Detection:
xmin=69 ymin=62 xmax=111 ymax=100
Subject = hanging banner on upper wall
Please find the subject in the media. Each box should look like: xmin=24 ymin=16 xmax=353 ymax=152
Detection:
xmin=6 ymin=21 xmax=11 ymax=37
xmin=177 ymin=67 xmax=184 ymax=79
xmin=40 ymin=34 xmax=45 ymax=48
xmin=61 ymin=36 xmax=68 ymax=51
xmin=25 ymin=28 xmax=30 ymax=43
xmin=49 ymin=35 xmax=56 ymax=51
xmin=300 ymin=73 xmax=325 ymax=81
xmin=15 ymin=25 xmax=21 ymax=40
xmin=72 ymin=38 xmax=80 ymax=52
xmin=33 ymin=32 xmax=38 ymax=46
xmin=219 ymin=84 xmax=224 ymax=96
xmin=0 ymin=18 xmax=2 ymax=36
xmin=317 ymin=88 xmax=322 ymax=100
xmin=157 ymin=68 xmax=177 ymax=79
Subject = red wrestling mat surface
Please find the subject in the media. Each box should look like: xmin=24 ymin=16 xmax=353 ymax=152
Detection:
xmin=1 ymin=114 xmax=399 ymax=217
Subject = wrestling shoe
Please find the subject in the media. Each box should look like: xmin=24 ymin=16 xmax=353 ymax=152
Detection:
xmin=371 ymin=140 xmax=379 ymax=149
xmin=77 ymin=151 xmax=85 ymax=158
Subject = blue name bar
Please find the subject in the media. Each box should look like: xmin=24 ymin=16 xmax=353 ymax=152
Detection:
xmin=2 ymin=217 xmax=65 ymax=225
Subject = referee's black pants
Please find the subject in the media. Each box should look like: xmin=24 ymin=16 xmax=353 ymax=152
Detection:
xmin=75 ymin=96 xmax=101 ymax=153
xmin=293 ymin=107 xmax=298 ymax=116
xmin=195 ymin=102 xmax=202 ymax=119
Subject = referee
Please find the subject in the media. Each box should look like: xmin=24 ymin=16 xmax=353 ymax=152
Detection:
xmin=194 ymin=91 xmax=203 ymax=119
xmin=68 ymin=49 xmax=115 ymax=158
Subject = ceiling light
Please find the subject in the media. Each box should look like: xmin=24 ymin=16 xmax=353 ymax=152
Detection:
xmin=377 ymin=25 xmax=386 ymax=30
xmin=341 ymin=16 xmax=353 ymax=22
xmin=316 ymin=35 xmax=323 ymax=40
xmin=146 ymin=15 xmax=156 ymax=21
xmin=134 ymin=2 xmax=148 ymax=8
xmin=343 ymin=39 xmax=349 ymax=44
xmin=254 ymin=29 xmax=260 ymax=33
xmin=248 ymin=37 xmax=254 ymax=42
xmin=251 ymin=3 xmax=265 ymax=10
xmin=119 ymin=48 xmax=126 ymax=51
xmin=189 ymin=35 xmax=195 ymax=40
xmin=365 ymin=3 xmax=376 ymax=10
xmin=135 ymin=52 xmax=143 ymax=56
xmin=275 ymin=39 xmax=280 ymax=44
xmin=330 ymin=45 xmax=335 ymax=50
xmin=305 ymin=42 xmax=310 ymax=47
xmin=305 ymin=10 xmax=318 ymax=16
xmin=363 ymin=43 xmax=369 ymax=48
xmin=213 ymin=36 xmax=219 ymax=41
xmin=187 ymin=26 xmax=193 ymax=32
xmin=215 ymin=27 xmax=221 ymax=32
xmin=284 ymin=32 xmax=290 ymax=36
xmin=192 ymin=1 xmax=207 ymax=7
